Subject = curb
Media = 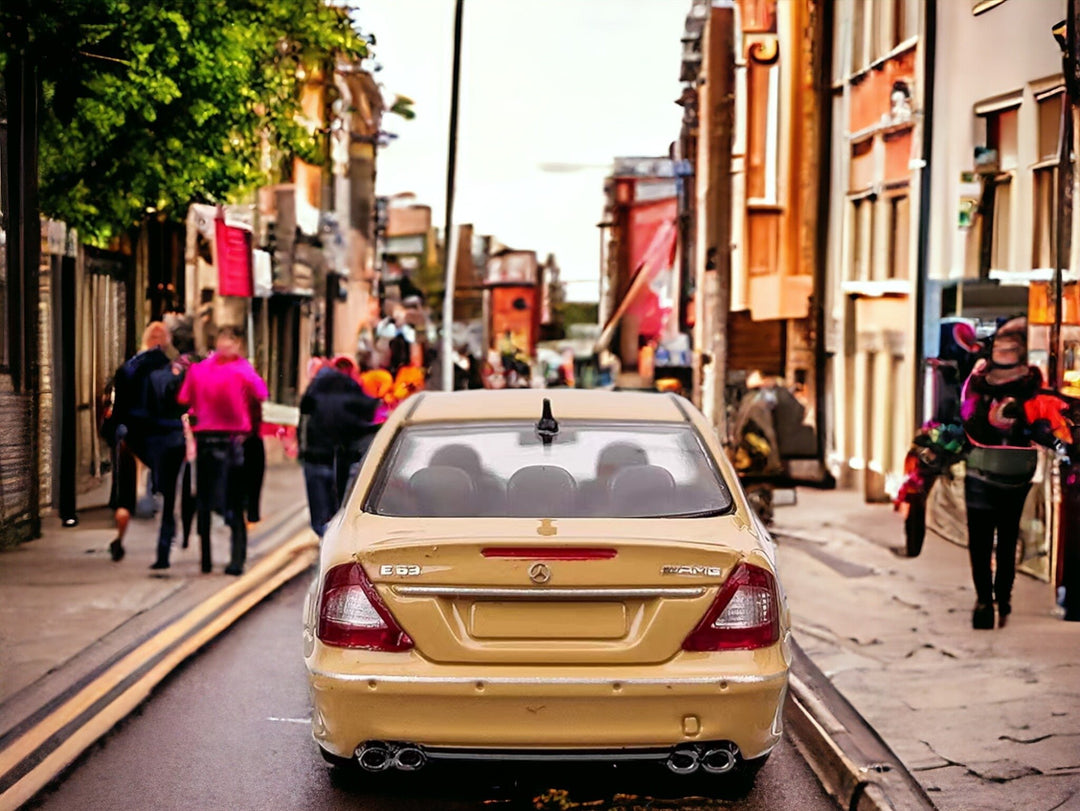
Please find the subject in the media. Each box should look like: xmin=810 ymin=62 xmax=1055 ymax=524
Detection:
xmin=785 ymin=638 xmax=937 ymax=811
xmin=0 ymin=528 xmax=318 ymax=811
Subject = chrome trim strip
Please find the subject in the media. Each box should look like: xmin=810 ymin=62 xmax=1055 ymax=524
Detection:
xmin=390 ymin=586 xmax=708 ymax=599
xmin=425 ymin=750 xmax=665 ymax=762
xmin=307 ymin=668 xmax=788 ymax=687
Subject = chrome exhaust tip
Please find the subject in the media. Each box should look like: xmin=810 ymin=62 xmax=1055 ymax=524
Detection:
xmin=356 ymin=741 xmax=394 ymax=772
xmin=666 ymin=745 xmax=701 ymax=775
xmin=700 ymin=743 xmax=738 ymax=774
xmin=393 ymin=746 xmax=427 ymax=771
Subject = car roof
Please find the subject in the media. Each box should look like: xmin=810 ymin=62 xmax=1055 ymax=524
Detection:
xmin=403 ymin=389 xmax=689 ymax=424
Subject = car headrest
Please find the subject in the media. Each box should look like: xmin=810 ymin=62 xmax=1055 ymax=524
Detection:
xmin=409 ymin=466 xmax=475 ymax=517
xmin=507 ymin=465 xmax=577 ymax=517
xmin=608 ymin=465 xmax=676 ymax=517
xmin=429 ymin=444 xmax=483 ymax=473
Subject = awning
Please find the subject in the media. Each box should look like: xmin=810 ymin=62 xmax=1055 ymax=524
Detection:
xmin=594 ymin=218 xmax=678 ymax=354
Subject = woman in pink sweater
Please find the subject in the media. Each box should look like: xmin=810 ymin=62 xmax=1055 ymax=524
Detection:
xmin=178 ymin=326 xmax=268 ymax=575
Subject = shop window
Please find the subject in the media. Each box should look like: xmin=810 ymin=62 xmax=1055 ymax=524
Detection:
xmin=1033 ymin=89 xmax=1064 ymax=270
xmin=886 ymin=194 xmax=910 ymax=279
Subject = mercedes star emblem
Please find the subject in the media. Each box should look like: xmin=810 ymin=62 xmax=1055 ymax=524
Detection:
xmin=528 ymin=562 xmax=552 ymax=585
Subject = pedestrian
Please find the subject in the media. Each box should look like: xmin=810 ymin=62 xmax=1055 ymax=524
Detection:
xmin=178 ymin=325 xmax=268 ymax=575
xmin=100 ymin=322 xmax=175 ymax=562
xmin=957 ymin=317 xmax=1073 ymax=629
xmin=299 ymin=356 xmax=381 ymax=536
xmin=143 ymin=318 xmax=201 ymax=569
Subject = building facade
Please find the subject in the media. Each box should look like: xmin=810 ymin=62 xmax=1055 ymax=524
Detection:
xmin=922 ymin=0 xmax=1066 ymax=581
xmin=822 ymin=0 xmax=927 ymax=501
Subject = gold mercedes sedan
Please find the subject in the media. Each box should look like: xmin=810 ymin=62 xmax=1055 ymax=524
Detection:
xmin=303 ymin=389 xmax=790 ymax=783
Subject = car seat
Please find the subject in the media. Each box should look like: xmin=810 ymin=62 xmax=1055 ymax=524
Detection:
xmin=507 ymin=465 xmax=577 ymax=518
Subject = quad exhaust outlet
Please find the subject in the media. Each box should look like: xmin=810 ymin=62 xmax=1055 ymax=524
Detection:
xmin=355 ymin=740 xmax=738 ymax=775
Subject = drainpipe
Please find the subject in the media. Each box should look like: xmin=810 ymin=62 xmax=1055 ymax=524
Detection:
xmin=914 ymin=0 xmax=936 ymax=428
xmin=812 ymin=0 xmax=834 ymax=473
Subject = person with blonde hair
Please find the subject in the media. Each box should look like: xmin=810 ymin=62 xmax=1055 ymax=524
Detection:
xmin=100 ymin=321 xmax=174 ymax=562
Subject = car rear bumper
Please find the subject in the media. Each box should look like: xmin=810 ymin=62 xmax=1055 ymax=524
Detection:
xmin=307 ymin=652 xmax=789 ymax=761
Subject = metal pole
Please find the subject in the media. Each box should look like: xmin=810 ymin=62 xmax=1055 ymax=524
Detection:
xmin=440 ymin=0 xmax=465 ymax=391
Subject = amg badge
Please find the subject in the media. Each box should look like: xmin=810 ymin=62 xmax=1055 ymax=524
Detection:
xmin=661 ymin=565 xmax=723 ymax=577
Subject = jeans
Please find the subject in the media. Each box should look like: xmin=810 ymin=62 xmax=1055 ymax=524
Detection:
xmin=151 ymin=441 xmax=192 ymax=565
xmin=196 ymin=434 xmax=248 ymax=571
xmin=304 ymin=461 xmax=338 ymax=537
xmin=245 ymin=435 xmax=266 ymax=522
xmin=965 ymin=475 xmax=1031 ymax=607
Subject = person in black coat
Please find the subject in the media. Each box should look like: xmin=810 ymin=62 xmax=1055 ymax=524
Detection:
xmin=102 ymin=322 xmax=174 ymax=562
xmin=299 ymin=360 xmax=381 ymax=536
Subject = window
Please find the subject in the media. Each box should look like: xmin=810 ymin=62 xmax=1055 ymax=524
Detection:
xmin=886 ymin=195 xmax=910 ymax=279
xmin=851 ymin=0 xmax=868 ymax=72
xmin=891 ymin=0 xmax=917 ymax=48
xmin=850 ymin=196 xmax=875 ymax=282
xmin=367 ymin=421 xmax=734 ymax=519
xmin=747 ymin=60 xmax=779 ymax=202
xmin=990 ymin=178 xmax=1012 ymax=270
xmin=1034 ymin=90 xmax=1064 ymax=269
xmin=977 ymin=106 xmax=1019 ymax=275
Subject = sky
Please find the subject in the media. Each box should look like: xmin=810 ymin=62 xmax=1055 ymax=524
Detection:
xmin=357 ymin=0 xmax=688 ymax=302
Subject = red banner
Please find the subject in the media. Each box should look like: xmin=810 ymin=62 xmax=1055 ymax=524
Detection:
xmin=215 ymin=217 xmax=254 ymax=297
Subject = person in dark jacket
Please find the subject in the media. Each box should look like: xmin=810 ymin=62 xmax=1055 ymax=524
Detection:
xmin=299 ymin=358 xmax=381 ymax=536
xmin=958 ymin=317 xmax=1073 ymax=629
xmin=144 ymin=318 xmax=201 ymax=570
xmin=103 ymin=322 xmax=174 ymax=562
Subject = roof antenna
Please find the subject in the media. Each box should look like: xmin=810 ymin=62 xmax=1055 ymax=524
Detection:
xmin=536 ymin=398 xmax=559 ymax=447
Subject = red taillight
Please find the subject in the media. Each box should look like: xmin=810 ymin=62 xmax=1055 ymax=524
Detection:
xmin=481 ymin=547 xmax=617 ymax=560
xmin=317 ymin=562 xmax=413 ymax=651
xmin=682 ymin=563 xmax=781 ymax=651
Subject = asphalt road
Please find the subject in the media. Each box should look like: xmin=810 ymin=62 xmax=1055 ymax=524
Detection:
xmin=29 ymin=574 xmax=836 ymax=811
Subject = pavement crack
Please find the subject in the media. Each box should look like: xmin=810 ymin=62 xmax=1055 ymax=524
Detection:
xmin=891 ymin=595 xmax=922 ymax=610
xmin=1045 ymin=792 xmax=1078 ymax=811
xmin=998 ymin=733 xmax=1053 ymax=744
xmin=919 ymin=740 xmax=963 ymax=770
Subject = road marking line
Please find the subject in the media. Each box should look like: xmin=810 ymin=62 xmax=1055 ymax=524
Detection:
xmin=0 ymin=535 xmax=316 ymax=810
xmin=266 ymin=717 xmax=311 ymax=724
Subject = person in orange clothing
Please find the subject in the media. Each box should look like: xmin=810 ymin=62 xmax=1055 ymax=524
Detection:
xmin=391 ymin=365 xmax=425 ymax=405
xmin=360 ymin=368 xmax=395 ymax=423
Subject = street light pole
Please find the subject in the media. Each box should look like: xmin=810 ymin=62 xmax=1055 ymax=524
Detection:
xmin=440 ymin=0 xmax=465 ymax=391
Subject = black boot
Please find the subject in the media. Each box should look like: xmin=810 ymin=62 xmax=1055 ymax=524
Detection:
xmin=973 ymin=602 xmax=995 ymax=630
xmin=997 ymin=601 xmax=1011 ymax=628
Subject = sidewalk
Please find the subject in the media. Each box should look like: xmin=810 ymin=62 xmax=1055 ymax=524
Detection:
xmin=774 ymin=488 xmax=1080 ymax=811
xmin=0 ymin=462 xmax=308 ymax=714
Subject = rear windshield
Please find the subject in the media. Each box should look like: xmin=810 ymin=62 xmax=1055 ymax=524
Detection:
xmin=366 ymin=420 xmax=733 ymax=518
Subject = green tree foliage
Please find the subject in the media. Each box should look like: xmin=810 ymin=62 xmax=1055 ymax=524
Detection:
xmin=0 ymin=0 xmax=369 ymax=243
